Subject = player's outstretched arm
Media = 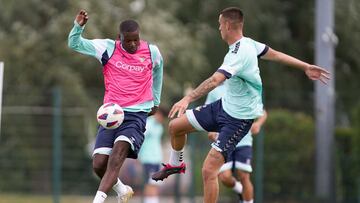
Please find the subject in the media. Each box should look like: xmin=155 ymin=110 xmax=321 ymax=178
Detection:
xmin=75 ymin=10 xmax=89 ymax=26
xmin=68 ymin=10 xmax=110 ymax=60
xmin=261 ymin=48 xmax=330 ymax=84
xmin=168 ymin=72 xmax=226 ymax=118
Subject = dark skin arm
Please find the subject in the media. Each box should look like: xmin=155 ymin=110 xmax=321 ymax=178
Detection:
xmin=75 ymin=10 xmax=89 ymax=26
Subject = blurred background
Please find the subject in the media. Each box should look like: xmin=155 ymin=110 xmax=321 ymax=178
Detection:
xmin=0 ymin=0 xmax=359 ymax=202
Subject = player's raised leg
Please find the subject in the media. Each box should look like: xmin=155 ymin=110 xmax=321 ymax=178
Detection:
xmin=151 ymin=114 xmax=195 ymax=181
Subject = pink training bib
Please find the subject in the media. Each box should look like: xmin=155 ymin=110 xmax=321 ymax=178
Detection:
xmin=103 ymin=40 xmax=153 ymax=107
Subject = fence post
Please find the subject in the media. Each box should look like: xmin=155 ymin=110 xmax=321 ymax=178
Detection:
xmin=52 ymin=87 xmax=62 ymax=203
xmin=254 ymin=129 xmax=264 ymax=203
xmin=358 ymin=177 xmax=360 ymax=203
xmin=0 ymin=61 xmax=4 ymax=140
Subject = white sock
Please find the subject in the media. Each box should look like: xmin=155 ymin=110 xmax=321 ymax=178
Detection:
xmin=92 ymin=191 xmax=107 ymax=203
xmin=243 ymin=200 xmax=253 ymax=203
xmin=169 ymin=149 xmax=184 ymax=166
xmin=232 ymin=181 xmax=243 ymax=194
xmin=144 ymin=196 xmax=159 ymax=203
xmin=112 ymin=178 xmax=128 ymax=195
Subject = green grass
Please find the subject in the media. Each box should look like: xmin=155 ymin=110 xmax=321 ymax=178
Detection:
xmin=0 ymin=194 xmax=94 ymax=203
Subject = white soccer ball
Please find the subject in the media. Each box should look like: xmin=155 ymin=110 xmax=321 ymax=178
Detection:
xmin=97 ymin=103 xmax=125 ymax=129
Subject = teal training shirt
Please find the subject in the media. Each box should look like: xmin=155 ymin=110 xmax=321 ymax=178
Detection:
xmin=138 ymin=116 xmax=164 ymax=164
xmin=205 ymin=83 xmax=227 ymax=105
xmin=68 ymin=21 xmax=163 ymax=112
xmin=205 ymin=84 xmax=254 ymax=147
xmin=217 ymin=37 xmax=268 ymax=119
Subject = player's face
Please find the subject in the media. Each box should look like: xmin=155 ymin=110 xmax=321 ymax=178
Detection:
xmin=218 ymin=15 xmax=228 ymax=41
xmin=121 ymin=30 xmax=140 ymax=54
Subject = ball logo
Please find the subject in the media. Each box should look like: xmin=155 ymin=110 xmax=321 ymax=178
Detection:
xmin=97 ymin=103 xmax=125 ymax=130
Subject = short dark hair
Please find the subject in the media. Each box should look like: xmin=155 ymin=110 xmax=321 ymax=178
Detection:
xmin=220 ymin=7 xmax=244 ymax=24
xmin=119 ymin=20 xmax=139 ymax=33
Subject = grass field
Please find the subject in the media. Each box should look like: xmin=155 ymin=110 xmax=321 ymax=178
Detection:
xmin=0 ymin=194 xmax=206 ymax=203
xmin=0 ymin=194 xmax=93 ymax=203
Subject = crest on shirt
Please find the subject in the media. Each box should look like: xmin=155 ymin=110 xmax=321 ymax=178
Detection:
xmin=139 ymin=57 xmax=145 ymax=62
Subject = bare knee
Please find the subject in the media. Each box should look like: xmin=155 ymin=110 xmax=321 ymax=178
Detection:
xmin=92 ymin=155 xmax=108 ymax=177
xmin=219 ymin=172 xmax=234 ymax=187
xmin=202 ymin=149 xmax=225 ymax=182
xmin=107 ymin=142 xmax=130 ymax=171
xmin=202 ymin=164 xmax=218 ymax=182
xmin=168 ymin=116 xmax=194 ymax=136
xmin=168 ymin=119 xmax=180 ymax=136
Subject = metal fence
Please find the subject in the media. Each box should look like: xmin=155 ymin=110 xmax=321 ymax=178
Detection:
xmin=0 ymin=88 xmax=359 ymax=203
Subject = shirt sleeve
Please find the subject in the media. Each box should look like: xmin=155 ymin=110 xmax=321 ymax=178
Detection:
xmin=68 ymin=21 xmax=115 ymax=63
xmin=217 ymin=51 xmax=243 ymax=79
xmin=149 ymin=44 xmax=163 ymax=106
xmin=253 ymin=40 xmax=269 ymax=58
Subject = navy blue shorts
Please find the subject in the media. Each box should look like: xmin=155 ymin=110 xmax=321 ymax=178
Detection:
xmin=143 ymin=163 xmax=161 ymax=184
xmin=93 ymin=111 xmax=147 ymax=159
xmin=186 ymin=99 xmax=253 ymax=161
xmin=219 ymin=146 xmax=253 ymax=173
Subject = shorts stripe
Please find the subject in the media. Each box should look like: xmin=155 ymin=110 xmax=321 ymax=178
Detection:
xmin=211 ymin=143 xmax=223 ymax=153
xmin=93 ymin=147 xmax=112 ymax=156
xmin=115 ymin=135 xmax=135 ymax=151
xmin=186 ymin=110 xmax=205 ymax=131
xmin=235 ymin=161 xmax=252 ymax=172
xmin=219 ymin=162 xmax=233 ymax=173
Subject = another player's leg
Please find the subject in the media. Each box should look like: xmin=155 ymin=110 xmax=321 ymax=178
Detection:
xmin=202 ymin=148 xmax=225 ymax=203
xmin=218 ymin=167 xmax=243 ymax=197
xmin=143 ymin=164 xmax=162 ymax=203
xmin=237 ymin=170 xmax=253 ymax=203
xmin=234 ymin=146 xmax=254 ymax=203
xmin=151 ymin=114 xmax=195 ymax=181
xmin=93 ymin=141 xmax=132 ymax=203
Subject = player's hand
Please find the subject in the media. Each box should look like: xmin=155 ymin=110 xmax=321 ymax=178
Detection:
xmin=305 ymin=65 xmax=331 ymax=84
xmin=251 ymin=123 xmax=261 ymax=135
xmin=75 ymin=10 xmax=89 ymax=26
xmin=168 ymin=97 xmax=190 ymax=118
xmin=208 ymin=132 xmax=219 ymax=141
xmin=148 ymin=106 xmax=158 ymax=116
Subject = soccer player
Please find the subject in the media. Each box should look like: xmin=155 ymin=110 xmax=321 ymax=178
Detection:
xmin=205 ymin=84 xmax=267 ymax=203
xmin=151 ymin=7 xmax=330 ymax=203
xmin=138 ymin=109 xmax=165 ymax=203
xmin=68 ymin=10 xmax=163 ymax=203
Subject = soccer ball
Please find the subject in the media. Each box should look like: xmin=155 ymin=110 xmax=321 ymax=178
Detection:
xmin=97 ymin=103 xmax=125 ymax=129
